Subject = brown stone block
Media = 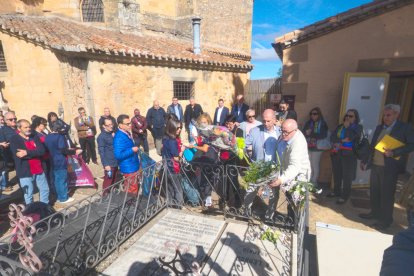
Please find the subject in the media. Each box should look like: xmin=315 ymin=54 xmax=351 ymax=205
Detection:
xmin=282 ymin=82 xmax=308 ymax=102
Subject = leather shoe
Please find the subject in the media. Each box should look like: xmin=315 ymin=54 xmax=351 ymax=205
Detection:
xmin=372 ymin=222 xmax=391 ymax=230
xmin=359 ymin=213 xmax=376 ymax=220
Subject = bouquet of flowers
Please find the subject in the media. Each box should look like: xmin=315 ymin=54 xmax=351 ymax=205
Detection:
xmin=259 ymin=225 xmax=287 ymax=245
xmin=240 ymin=161 xmax=280 ymax=199
xmin=280 ymin=174 xmax=322 ymax=207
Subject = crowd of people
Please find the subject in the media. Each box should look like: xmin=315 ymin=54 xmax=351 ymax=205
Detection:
xmin=0 ymin=95 xmax=413 ymax=232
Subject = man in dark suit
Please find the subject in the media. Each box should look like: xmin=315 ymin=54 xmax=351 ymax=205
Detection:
xmin=167 ymin=97 xmax=184 ymax=123
xmin=213 ymin=99 xmax=229 ymax=126
xmin=359 ymin=104 xmax=414 ymax=230
xmin=184 ymin=97 xmax=203 ymax=141
xmin=231 ymin=95 xmax=249 ymax=124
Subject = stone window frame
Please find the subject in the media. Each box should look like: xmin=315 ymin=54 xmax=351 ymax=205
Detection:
xmin=0 ymin=41 xmax=7 ymax=72
xmin=81 ymin=0 xmax=105 ymax=23
xmin=173 ymin=81 xmax=195 ymax=100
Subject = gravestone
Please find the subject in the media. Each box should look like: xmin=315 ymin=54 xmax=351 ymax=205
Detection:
xmin=104 ymin=210 xmax=225 ymax=275
xmin=203 ymin=222 xmax=291 ymax=275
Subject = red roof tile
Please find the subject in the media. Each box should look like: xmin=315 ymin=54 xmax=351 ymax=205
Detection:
xmin=0 ymin=14 xmax=253 ymax=72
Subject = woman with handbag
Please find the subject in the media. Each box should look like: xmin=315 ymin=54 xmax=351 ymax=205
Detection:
xmin=328 ymin=109 xmax=363 ymax=204
xmin=303 ymin=107 xmax=329 ymax=185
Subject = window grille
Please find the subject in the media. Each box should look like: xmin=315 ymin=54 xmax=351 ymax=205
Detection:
xmin=173 ymin=81 xmax=194 ymax=100
xmin=82 ymin=0 xmax=105 ymax=22
xmin=0 ymin=42 xmax=7 ymax=72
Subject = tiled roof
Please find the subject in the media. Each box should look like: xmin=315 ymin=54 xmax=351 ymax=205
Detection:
xmin=0 ymin=14 xmax=253 ymax=72
xmin=273 ymin=0 xmax=414 ymax=59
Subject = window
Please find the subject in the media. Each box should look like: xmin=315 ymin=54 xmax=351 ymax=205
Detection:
xmin=173 ymin=81 xmax=194 ymax=100
xmin=82 ymin=0 xmax=104 ymax=22
xmin=0 ymin=42 xmax=7 ymax=72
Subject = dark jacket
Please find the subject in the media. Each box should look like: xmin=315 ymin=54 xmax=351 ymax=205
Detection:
xmin=381 ymin=226 xmax=414 ymax=276
xmin=113 ymin=130 xmax=139 ymax=174
xmin=167 ymin=104 xmax=184 ymax=122
xmin=10 ymin=134 xmax=45 ymax=178
xmin=146 ymin=107 xmax=166 ymax=129
xmin=97 ymin=130 xmax=118 ymax=168
xmin=213 ymin=106 xmax=230 ymax=126
xmin=45 ymin=133 xmax=76 ymax=170
xmin=184 ymin=104 xmax=203 ymax=129
xmin=0 ymin=126 xmax=18 ymax=166
xmin=278 ymin=110 xmax=298 ymax=121
xmin=330 ymin=123 xmax=363 ymax=154
xmin=131 ymin=115 xmax=148 ymax=139
xmin=364 ymin=121 xmax=414 ymax=173
xmin=303 ymin=119 xmax=329 ymax=150
xmin=231 ymin=103 xmax=249 ymax=123
xmin=98 ymin=115 xmax=117 ymax=132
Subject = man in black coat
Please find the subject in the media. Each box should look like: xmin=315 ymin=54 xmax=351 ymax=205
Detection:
xmin=166 ymin=97 xmax=184 ymax=123
xmin=213 ymin=98 xmax=230 ymax=126
xmin=0 ymin=111 xmax=19 ymax=191
xmin=231 ymin=95 xmax=249 ymax=124
xmin=146 ymin=100 xmax=166 ymax=156
xmin=360 ymin=104 xmax=414 ymax=230
xmin=184 ymin=97 xmax=203 ymax=141
xmin=98 ymin=108 xmax=117 ymax=133
xmin=97 ymin=118 xmax=118 ymax=193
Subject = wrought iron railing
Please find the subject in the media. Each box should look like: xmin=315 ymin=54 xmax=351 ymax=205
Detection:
xmin=0 ymin=159 xmax=310 ymax=276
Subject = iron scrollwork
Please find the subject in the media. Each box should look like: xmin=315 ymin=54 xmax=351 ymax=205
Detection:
xmin=8 ymin=204 xmax=43 ymax=273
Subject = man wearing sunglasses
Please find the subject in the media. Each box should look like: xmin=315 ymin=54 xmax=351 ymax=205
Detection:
xmin=0 ymin=111 xmax=19 ymax=194
xmin=113 ymin=114 xmax=140 ymax=194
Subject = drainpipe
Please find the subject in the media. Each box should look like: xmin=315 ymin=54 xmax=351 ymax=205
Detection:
xmin=192 ymin=17 xmax=201 ymax=55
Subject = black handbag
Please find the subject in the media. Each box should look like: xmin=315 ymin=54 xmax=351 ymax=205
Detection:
xmin=353 ymin=131 xmax=370 ymax=160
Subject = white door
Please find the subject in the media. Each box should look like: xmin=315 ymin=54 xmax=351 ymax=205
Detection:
xmin=340 ymin=72 xmax=390 ymax=186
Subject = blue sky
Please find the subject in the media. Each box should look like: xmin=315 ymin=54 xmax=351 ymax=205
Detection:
xmin=250 ymin=0 xmax=372 ymax=79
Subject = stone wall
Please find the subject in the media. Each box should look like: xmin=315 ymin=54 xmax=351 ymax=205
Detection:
xmin=281 ymin=3 xmax=414 ymax=129
xmin=87 ymin=60 xmax=247 ymax=123
xmin=0 ymin=33 xmax=65 ymax=121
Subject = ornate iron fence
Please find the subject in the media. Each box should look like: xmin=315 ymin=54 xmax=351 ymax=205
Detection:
xmin=0 ymin=160 xmax=310 ymax=276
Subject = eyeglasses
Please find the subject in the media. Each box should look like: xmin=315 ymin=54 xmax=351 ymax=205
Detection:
xmin=248 ymin=115 xmax=255 ymax=118
xmin=122 ymin=122 xmax=131 ymax=126
xmin=310 ymin=113 xmax=318 ymax=116
xmin=280 ymin=129 xmax=297 ymax=135
xmin=105 ymin=124 xmax=113 ymax=127
xmin=7 ymin=118 xmax=17 ymax=122
xmin=345 ymin=114 xmax=354 ymax=118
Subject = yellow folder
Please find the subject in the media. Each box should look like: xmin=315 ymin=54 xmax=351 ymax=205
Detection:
xmin=375 ymin=134 xmax=404 ymax=160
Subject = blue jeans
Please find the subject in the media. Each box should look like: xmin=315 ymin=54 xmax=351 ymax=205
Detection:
xmin=54 ymin=169 xmax=69 ymax=202
xmin=20 ymin=173 xmax=49 ymax=204
xmin=0 ymin=171 xmax=6 ymax=190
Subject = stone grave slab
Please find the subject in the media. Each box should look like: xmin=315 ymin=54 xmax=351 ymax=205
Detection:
xmin=203 ymin=222 xmax=291 ymax=275
xmin=103 ymin=210 xmax=225 ymax=275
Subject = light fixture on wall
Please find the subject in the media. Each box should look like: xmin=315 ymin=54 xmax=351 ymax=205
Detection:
xmin=58 ymin=102 xmax=64 ymax=119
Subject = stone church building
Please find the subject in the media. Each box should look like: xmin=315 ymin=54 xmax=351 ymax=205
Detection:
xmin=0 ymin=0 xmax=253 ymax=136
